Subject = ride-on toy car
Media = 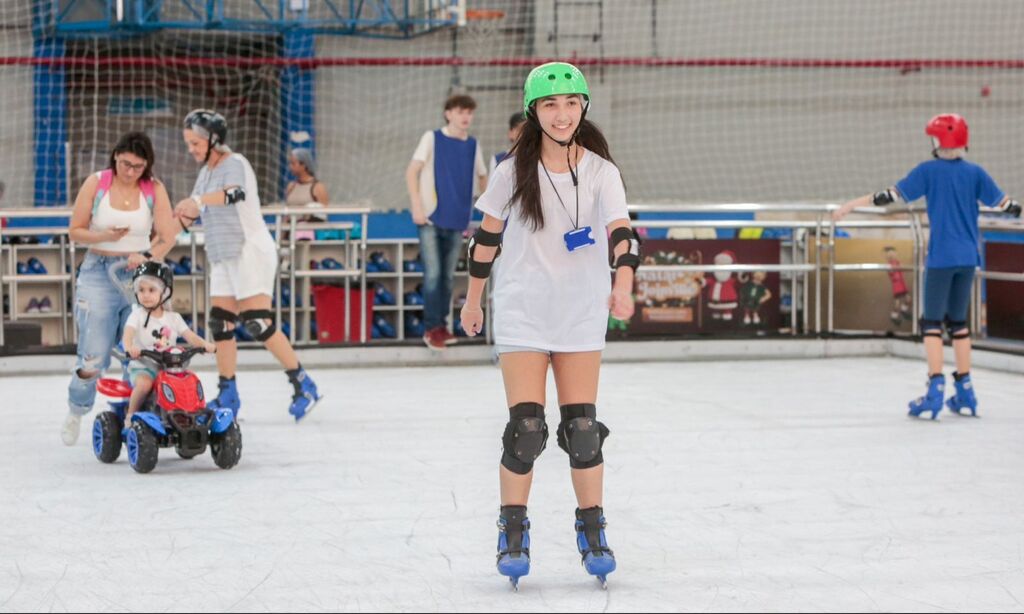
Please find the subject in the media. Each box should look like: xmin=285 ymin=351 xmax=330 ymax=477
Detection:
xmin=91 ymin=347 xmax=242 ymax=473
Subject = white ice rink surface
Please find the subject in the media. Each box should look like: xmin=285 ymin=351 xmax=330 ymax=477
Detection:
xmin=1 ymin=356 xmax=1023 ymax=613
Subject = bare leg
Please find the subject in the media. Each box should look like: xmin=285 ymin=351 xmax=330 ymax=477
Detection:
xmin=126 ymin=375 xmax=153 ymax=423
xmin=924 ymin=335 xmax=944 ymax=375
xmin=551 ymin=351 xmax=604 ymax=509
xmin=953 ymin=331 xmax=971 ymax=374
xmin=498 ymin=351 xmax=549 ymax=506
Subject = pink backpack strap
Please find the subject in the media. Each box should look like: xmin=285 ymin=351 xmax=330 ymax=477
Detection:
xmin=92 ymin=169 xmax=114 ymax=216
xmin=138 ymin=178 xmax=156 ymax=211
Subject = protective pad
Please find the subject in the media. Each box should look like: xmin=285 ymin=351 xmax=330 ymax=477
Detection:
xmin=240 ymin=309 xmax=277 ymax=342
xmin=468 ymin=227 xmax=503 ymax=279
xmin=209 ymin=306 xmax=238 ymax=342
xmin=947 ymin=320 xmax=970 ymax=339
xmin=501 ymin=402 xmax=548 ymax=475
xmin=557 ymin=403 xmax=610 ymax=470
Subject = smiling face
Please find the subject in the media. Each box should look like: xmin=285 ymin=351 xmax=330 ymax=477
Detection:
xmin=182 ymin=128 xmax=209 ymax=163
xmin=534 ymin=94 xmax=584 ymax=143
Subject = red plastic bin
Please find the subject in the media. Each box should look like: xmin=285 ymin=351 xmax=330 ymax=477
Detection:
xmin=312 ymin=285 xmax=374 ymax=343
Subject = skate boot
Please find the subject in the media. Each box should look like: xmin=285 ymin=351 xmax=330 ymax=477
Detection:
xmin=496 ymin=505 xmax=530 ymax=590
xmin=908 ymin=374 xmax=944 ymax=420
xmin=575 ymin=506 xmax=616 ymax=589
xmin=946 ymin=372 xmax=979 ymax=417
xmin=287 ymin=366 xmax=322 ymax=422
xmin=208 ymin=376 xmax=241 ymax=419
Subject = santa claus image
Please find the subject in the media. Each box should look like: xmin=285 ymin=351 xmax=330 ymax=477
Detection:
xmin=706 ymin=250 xmax=739 ymax=321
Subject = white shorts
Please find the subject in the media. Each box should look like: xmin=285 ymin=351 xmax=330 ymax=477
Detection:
xmin=209 ymin=242 xmax=278 ymax=299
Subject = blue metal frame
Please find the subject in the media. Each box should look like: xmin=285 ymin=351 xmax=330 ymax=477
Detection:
xmin=49 ymin=0 xmax=460 ymax=38
xmin=33 ymin=1 xmax=67 ymax=207
xmin=280 ymin=30 xmax=315 ymax=200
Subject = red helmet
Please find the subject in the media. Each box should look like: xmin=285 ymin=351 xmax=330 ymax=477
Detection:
xmin=926 ymin=114 xmax=968 ymax=149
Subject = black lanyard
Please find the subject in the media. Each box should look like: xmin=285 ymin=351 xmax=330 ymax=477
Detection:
xmin=540 ymin=147 xmax=581 ymax=230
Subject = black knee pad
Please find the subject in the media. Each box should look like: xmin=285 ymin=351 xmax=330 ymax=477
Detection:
xmin=920 ymin=319 xmax=943 ymax=338
xmin=557 ymin=403 xmax=610 ymax=470
xmin=209 ymin=307 xmax=238 ymax=342
xmin=946 ymin=320 xmax=969 ymax=339
xmin=501 ymin=402 xmax=549 ymax=475
xmin=240 ymin=309 xmax=277 ymax=342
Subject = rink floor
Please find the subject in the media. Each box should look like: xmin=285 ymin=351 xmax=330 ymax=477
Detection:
xmin=1 ymin=356 xmax=1023 ymax=612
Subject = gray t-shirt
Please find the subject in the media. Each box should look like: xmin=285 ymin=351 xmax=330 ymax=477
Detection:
xmin=192 ymin=157 xmax=248 ymax=262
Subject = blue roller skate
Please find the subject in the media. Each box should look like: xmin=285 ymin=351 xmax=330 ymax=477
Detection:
xmin=208 ymin=376 xmax=241 ymax=419
xmin=946 ymin=372 xmax=979 ymax=417
xmin=575 ymin=506 xmax=616 ymax=589
xmin=287 ymin=366 xmax=322 ymax=422
xmin=496 ymin=505 xmax=530 ymax=590
xmin=908 ymin=374 xmax=944 ymax=420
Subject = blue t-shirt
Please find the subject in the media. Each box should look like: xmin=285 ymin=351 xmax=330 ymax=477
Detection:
xmin=895 ymin=159 xmax=1004 ymax=268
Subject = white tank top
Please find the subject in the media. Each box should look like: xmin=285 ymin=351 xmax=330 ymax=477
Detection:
xmin=89 ymin=172 xmax=153 ymax=252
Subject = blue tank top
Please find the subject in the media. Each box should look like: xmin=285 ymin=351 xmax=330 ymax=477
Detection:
xmin=430 ymin=129 xmax=477 ymax=231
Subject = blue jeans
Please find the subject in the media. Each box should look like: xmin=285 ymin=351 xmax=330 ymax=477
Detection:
xmin=67 ymin=253 xmax=134 ymax=416
xmin=418 ymin=225 xmax=464 ymax=330
xmin=922 ymin=266 xmax=975 ymax=328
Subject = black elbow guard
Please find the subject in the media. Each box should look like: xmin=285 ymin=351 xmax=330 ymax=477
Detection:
xmin=468 ymin=227 xmax=503 ymax=279
xmin=224 ymin=186 xmax=246 ymax=205
xmin=1001 ymin=199 xmax=1021 ymax=217
xmin=872 ymin=189 xmax=899 ymax=207
xmin=610 ymin=227 xmax=642 ymax=272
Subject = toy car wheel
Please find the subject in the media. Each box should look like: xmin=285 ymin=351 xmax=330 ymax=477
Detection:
xmin=126 ymin=422 xmax=159 ymax=474
xmin=175 ymin=447 xmax=201 ymax=460
xmin=92 ymin=411 xmax=123 ymax=463
xmin=210 ymin=422 xmax=242 ymax=470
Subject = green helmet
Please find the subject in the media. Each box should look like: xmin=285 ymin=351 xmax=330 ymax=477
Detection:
xmin=523 ymin=62 xmax=590 ymax=116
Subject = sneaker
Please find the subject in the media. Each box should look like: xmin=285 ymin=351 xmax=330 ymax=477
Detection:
xmin=38 ymin=297 xmax=52 ymax=313
xmin=436 ymin=327 xmax=457 ymax=346
xmin=27 ymin=257 xmax=48 ymax=275
xmin=423 ymin=326 xmax=447 ymax=351
xmin=16 ymin=261 xmax=29 ymax=275
xmin=26 ymin=297 xmax=40 ymax=314
xmin=61 ymin=413 xmax=81 ymax=446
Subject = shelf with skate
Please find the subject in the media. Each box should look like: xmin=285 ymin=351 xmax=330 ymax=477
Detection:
xmin=2 ymin=229 xmax=76 ymax=347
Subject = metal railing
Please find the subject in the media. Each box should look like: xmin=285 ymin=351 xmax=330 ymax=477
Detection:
xmin=0 ymin=205 xmax=370 ymax=347
xmin=627 ymin=203 xmax=1023 ymax=341
xmin=2 ymin=203 xmax=1023 ymax=349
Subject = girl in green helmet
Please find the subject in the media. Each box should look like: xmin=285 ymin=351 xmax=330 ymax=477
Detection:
xmin=460 ymin=62 xmax=641 ymax=589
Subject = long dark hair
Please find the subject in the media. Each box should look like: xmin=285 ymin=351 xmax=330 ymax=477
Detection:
xmin=108 ymin=131 xmax=155 ymax=181
xmin=506 ymin=116 xmax=620 ymax=231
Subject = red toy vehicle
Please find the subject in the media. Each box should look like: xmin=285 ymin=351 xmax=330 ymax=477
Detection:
xmin=92 ymin=347 xmax=241 ymax=473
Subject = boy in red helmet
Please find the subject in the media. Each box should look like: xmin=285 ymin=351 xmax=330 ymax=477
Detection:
xmin=834 ymin=113 xmax=1021 ymax=419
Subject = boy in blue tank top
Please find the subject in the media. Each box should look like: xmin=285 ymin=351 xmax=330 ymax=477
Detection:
xmin=405 ymin=95 xmax=488 ymax=350
xmin=834 ymin=113 xmax=1021 ymax=419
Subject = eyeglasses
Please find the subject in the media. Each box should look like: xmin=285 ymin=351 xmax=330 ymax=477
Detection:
xmin=116 ymin=159 xmax=147 ymax=173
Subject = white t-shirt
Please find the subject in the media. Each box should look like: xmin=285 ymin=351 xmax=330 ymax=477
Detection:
xmin=126 ymin=306 xmax=191 ymax=352
xmin=475 ymin=150 xmax=629 ymax=352
xmin=411 ymin=127 xmax=488 ymax=218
